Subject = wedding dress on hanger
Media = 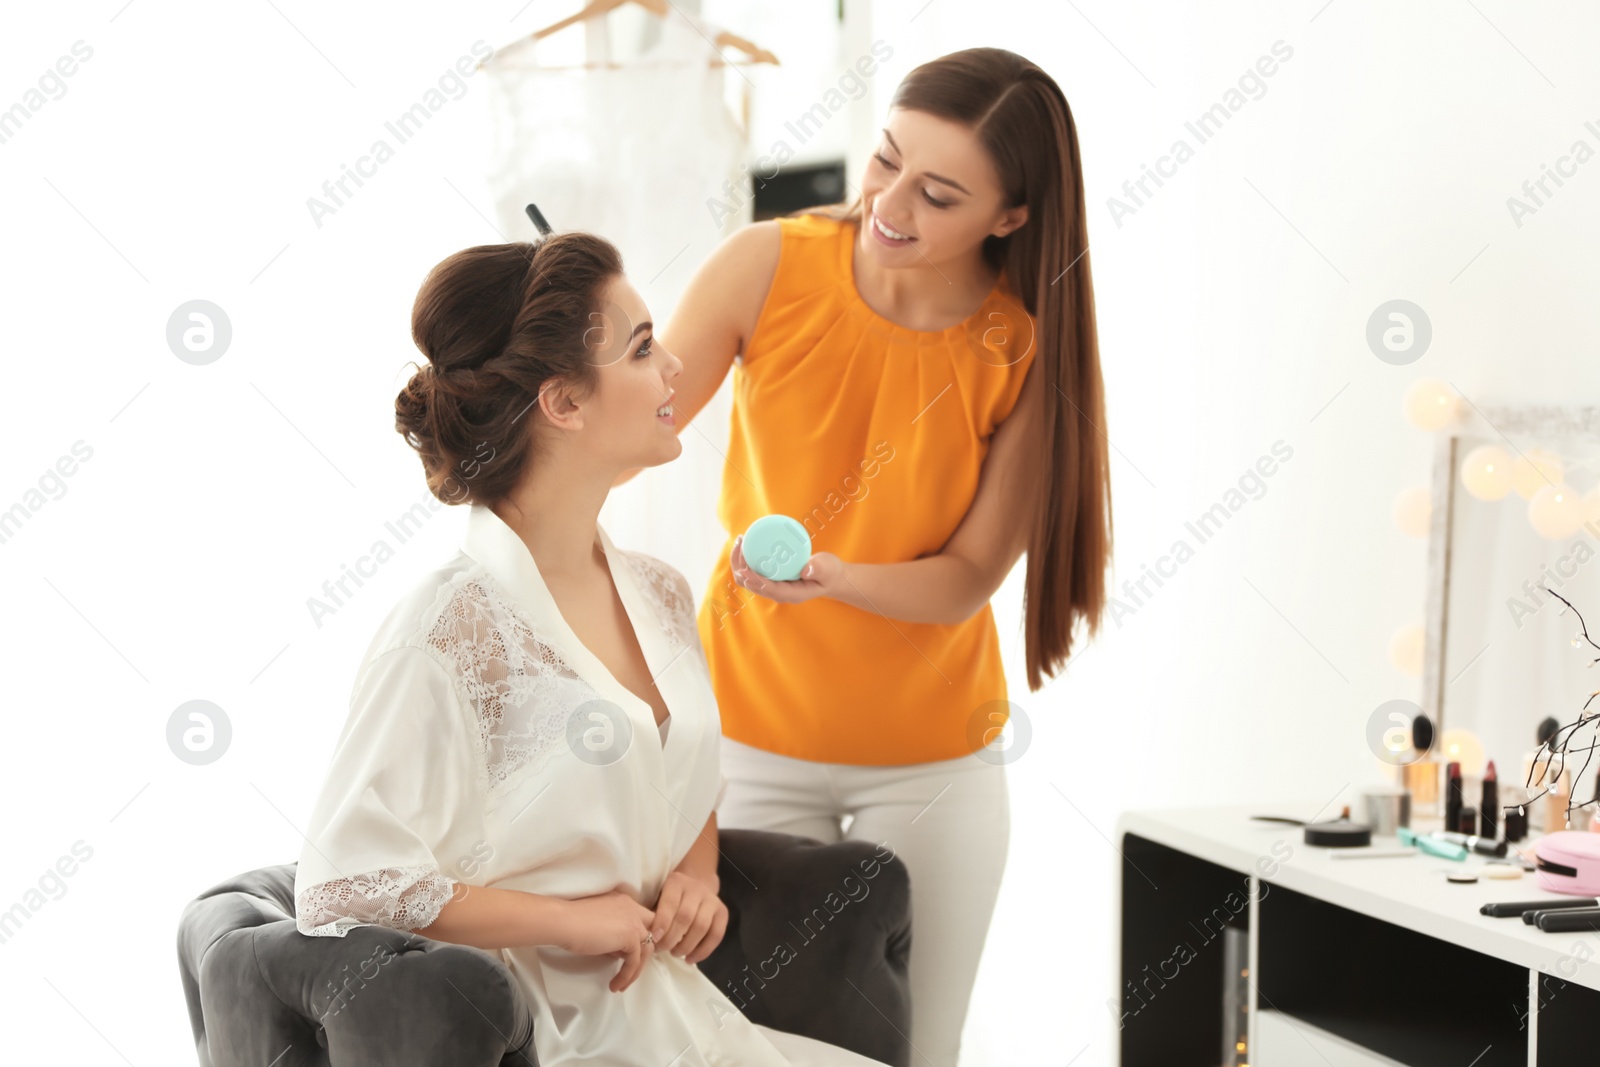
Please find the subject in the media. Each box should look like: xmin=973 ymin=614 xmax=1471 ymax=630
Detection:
xmin=482 ymin=11 xmax=750 ymax=587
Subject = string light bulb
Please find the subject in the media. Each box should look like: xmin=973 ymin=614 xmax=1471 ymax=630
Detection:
xmin=1459 ymin=444 xmax=1512 ymax=501
xmin=1440 ymin=728 xmax=1486 ymax=778
xmin=1403 ymin=379 xmax=1460 ymax=431
xmin=1529 ymin=483 xmax=1584 ymax=540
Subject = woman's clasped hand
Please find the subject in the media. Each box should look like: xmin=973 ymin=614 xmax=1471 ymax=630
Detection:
xmin=555 ymin=873 xmax=728 ymax=993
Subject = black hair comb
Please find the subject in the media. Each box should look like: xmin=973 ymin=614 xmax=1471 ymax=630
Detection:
xmin=525 ymin=203 xmax=553 ymax=237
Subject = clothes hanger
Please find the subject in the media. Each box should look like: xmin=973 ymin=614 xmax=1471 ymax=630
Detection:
xmin=531 ymin=0 xmax=664 ymax=45
xmin=486 ymin=0 xmax=780 ymax=72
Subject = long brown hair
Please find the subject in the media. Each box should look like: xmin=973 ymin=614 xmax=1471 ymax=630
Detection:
xmin=797 ymin=47 xmax=1111 ymax=691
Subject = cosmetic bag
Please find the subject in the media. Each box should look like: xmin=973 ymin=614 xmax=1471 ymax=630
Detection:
xmin=1534 ymin=830 xmax=1600 ymax=895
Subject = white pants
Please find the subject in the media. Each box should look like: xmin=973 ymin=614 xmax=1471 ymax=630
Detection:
xmin=719 ymin=736 xmax=1011 ymax=1067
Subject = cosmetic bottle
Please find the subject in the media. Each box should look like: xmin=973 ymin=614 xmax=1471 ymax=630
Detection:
xmin=1402 ymin=715 xmax=1441 ymax=816
xmin=1548 ymin=793 xmax=1575 ymax=832
xmin=1503 ymin=783 xmax=1529 ymax=843
xmin=1526 ymin=716 xmax=1562 ymax=832
xmin=1402 ymin=761 xmax=1440 ymax=818
xmin=1458 ymin=805 xmax=1477 ymax=836
xmin=1526 ymin=716 xmax=1564 ymax=833
xmin=1526 ymin=749 xmax=1572 ymax=834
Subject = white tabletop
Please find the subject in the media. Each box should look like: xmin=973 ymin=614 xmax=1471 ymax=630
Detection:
xmin=1116 ymin=802 xmax=1600 ymax=993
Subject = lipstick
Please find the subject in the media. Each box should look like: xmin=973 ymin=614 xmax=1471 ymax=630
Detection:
xmin=1480 ymin=760 xmax=1498 ymax=839
xmin=1445 ymin=761 xmax=1463 ymax=838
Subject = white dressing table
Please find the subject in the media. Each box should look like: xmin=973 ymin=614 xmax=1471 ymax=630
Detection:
xmin=1115 ymin=802 xmax=1600 ymax=1066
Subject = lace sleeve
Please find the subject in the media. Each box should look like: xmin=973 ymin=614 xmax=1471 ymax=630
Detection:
xmin=295 ymin=865 xmax=458 ymax=938
xmin=294 ymin=644 xmax=485 ymax=939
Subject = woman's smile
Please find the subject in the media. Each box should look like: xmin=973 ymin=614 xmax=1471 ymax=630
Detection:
xmin=870 ymin=209 xmax=916 ymax=246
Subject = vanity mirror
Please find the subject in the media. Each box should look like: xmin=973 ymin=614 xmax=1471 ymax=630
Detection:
xmin=1423 ymin=405 xmax=1600 ymax=807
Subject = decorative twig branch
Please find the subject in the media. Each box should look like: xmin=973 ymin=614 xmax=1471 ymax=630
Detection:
xmin=1514 ymin=588 xmax=1600 ymax=829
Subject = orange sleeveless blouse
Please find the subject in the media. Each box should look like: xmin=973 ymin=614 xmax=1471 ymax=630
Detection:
xmin=694 ymin=212 xmax=1039 ymax=766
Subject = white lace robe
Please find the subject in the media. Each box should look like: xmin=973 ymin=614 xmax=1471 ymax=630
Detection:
xmin=294 ymin=503 xmax=811 ymax=1066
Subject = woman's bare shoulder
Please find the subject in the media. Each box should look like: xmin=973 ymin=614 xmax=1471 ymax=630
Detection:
xmin=667 ymin=219 xmax=783 ymax=360
xmin=718 ymin=220 xmax=783 ymax=350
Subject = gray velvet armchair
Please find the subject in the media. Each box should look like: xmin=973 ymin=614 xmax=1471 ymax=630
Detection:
xmin=177 ymin=828 xmax=912 ymax=1066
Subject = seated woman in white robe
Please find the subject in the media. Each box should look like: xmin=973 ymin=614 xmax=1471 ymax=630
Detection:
xmin=293 ymin=233 xmax=891 ymax=1067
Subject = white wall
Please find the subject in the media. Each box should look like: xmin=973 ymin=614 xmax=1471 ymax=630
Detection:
xmin=891 ymin=2 xmax=1600 ymax=1062
xmin=2 ymin=2 xmax=1596 ymax=1064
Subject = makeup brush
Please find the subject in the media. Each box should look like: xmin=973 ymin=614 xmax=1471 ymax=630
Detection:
xmin=1413 ymin=714 xmax=1434 ymax=754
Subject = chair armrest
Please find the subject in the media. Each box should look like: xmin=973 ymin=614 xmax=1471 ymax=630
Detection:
xmin=698 ymin=828 xmax=912 ymax=1066
xmin=177 ymin=864 xmax=534 ymax=1067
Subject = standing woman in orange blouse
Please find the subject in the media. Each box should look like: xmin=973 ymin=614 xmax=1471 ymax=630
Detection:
xmin=638 ymin=48 xmax=1111 ymax=1064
